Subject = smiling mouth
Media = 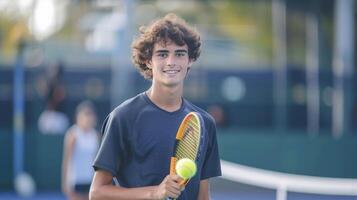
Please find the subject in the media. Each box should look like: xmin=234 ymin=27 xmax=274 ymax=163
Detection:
xmin=163 ymin=69 xmax=180 ymax=74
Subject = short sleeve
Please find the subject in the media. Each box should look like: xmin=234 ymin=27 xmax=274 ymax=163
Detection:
xmin=200 ymin=120 xmax=222 ymax=180
xmin=93 ymin=112 xmax=123 ymax=177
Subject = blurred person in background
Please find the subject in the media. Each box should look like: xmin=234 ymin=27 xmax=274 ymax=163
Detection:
xmin=38 ymin=61 xmax=69 ymax=134
xmin=89 ymin=13 xmax=221 ymax=200
xmin=46 ymin=61 xmax=66 ymax=112
xmin=62 ymin=101 xmax=99 ymax=200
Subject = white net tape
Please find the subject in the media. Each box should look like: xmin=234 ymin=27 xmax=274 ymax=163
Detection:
xmin=221 ymin=160 xmax=357 ymax=200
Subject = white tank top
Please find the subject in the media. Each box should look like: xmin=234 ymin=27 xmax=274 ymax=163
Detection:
xmin=69 ymin=125 xmax=98 ymax=185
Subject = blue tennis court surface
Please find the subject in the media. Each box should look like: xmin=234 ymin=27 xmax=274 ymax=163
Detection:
xmin=2 ymin=179 xmax=356 ymax=200
xmin=210 ymin=178 xmax=357 ymax=200
xmin=0 ymin=192 xmax=65 ymax=200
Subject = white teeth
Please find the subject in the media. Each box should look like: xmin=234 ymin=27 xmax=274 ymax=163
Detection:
xmin=164 ymin=70 xmax=179 ymax=74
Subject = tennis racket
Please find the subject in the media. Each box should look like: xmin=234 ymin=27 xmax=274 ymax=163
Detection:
xmin=168 ymin=112 xmax=205 ymax=199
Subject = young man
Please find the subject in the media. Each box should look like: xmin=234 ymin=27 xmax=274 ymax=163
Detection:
xmin=90 ymin=13 xmax=221 ymax=200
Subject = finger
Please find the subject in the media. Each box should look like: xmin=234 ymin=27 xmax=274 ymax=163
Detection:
xmin=172 ymin=180 xmax=185 ymax=190
xmin=166 ymin=175 xmax=182 ymax=186
xmin=165 ymin=182 xmax=181 ymax=195
xmin=166 ymin=179 xmax=182 ymax=191
xmin=171 ymin=175 xmax=184 ymax=182
xmin=166 ymin=189 xmax=181 ymax=199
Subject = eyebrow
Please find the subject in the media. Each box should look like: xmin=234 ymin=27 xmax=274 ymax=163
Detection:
xmin=154 ymin=49 xmax=188 ymax=53
xmin=175 ymin=49 xmax=188 ymax=53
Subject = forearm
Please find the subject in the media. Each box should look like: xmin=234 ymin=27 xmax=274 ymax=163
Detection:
xmin=61 ymin=165 xmax=67 ymax=191
xmin=61 ymin=132 xmax=72 ymax=193
xmin=91 ymin=171 xmax=183 ymax=200
xmin=90 ymin=184 xmax=158 ymax=200
xmin=197 ymin=179 xmax=210 ymax=200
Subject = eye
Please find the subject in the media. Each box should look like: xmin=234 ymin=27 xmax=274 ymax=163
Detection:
xmin=157 ymin=53 xmax=168 ymax=58
xmin=176 ymin=52 xmax=186 ymax=57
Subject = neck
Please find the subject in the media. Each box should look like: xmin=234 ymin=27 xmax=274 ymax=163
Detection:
xmin=147 ymin=82 xmax=183 ymax=112
xmin=77 ymin=124 xmax=91 ymax=132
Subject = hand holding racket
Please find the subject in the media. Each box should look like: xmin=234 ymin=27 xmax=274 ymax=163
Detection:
xmin=167 ymin=112 xmax=204 ymax=200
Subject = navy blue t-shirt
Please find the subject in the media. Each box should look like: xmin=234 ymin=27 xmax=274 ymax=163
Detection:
xmin=93 ymin=92 xmax=221 ymax=199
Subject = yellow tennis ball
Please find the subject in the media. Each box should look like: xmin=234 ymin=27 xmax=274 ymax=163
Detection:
xmin=175 ymin=158 xmax=197 ymax=179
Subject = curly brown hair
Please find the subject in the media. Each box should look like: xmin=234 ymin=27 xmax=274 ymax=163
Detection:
xmin=131 ymin=13 xmax=201 ymax=79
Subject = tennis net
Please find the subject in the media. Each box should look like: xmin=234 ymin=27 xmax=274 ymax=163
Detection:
xmin=210 ymin=160 xmax=357 ymax=200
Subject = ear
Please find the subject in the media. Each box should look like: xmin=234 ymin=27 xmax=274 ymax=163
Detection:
xmin=186 ymin=60 xmax=193 ymax=75
xmin=187 ymin=59 xmax=193 ymax=70
xmin=146 ymin=60 xmax=152 ymax=69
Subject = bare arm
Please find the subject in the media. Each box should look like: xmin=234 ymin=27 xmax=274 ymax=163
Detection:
xmin=61 ymin=130 xmax=75 ymax=195
xmin=89 ymin=170 xmax=184 ymax=200
xmin=197 ymin=179 xmax=210 ymax=200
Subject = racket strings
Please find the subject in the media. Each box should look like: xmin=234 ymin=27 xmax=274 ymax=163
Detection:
xmin=175 ymin=120 xmax=200 ymax=160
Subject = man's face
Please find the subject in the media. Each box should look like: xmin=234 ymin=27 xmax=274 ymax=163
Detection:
xmin=148 ymin=40 xmax=192 ymax=87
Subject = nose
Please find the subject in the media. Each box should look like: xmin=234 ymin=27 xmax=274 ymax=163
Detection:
xmin=167 ymin=54 xmax=176 ymax=67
